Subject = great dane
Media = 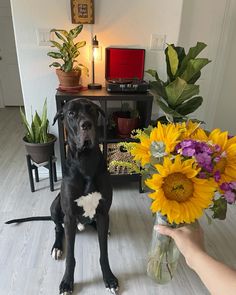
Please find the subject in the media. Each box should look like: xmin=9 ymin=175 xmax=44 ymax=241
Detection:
xmin=6 ymin=98 xmax=119 ymax=294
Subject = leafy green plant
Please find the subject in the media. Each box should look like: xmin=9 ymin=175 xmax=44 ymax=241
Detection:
xmin=20 ymin=99 xmax=52 ymax=143
xmin=47 ymin=25 xmax=88 ymax=74
xmin=147 ymin=42 xmax=211 ymax=122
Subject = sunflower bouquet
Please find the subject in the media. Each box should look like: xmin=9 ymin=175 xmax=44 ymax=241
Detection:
xmin=110 ymin=121 xmax=236 ymax=283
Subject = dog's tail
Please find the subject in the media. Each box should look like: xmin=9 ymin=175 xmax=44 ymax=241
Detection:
xmin=5 ymin=216 xmax=51 ymax=224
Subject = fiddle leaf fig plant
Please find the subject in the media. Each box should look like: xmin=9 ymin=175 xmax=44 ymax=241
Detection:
xmin=147 ymin=42 xmax=211 ymax=122
xmin=47 ymin=24 xmax=88 ymax=74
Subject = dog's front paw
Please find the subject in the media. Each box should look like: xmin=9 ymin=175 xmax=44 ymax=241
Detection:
xmin=51 ymin=248 xmax=63 ymax=260
xmin=59 ymin=277 xmax=74 ymax=294
xmin=104 ymin=274 xmax=119 ymax=294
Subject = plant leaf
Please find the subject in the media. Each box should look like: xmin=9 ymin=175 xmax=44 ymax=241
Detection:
xmin=175 ymin=84 xmax=200 ymax=105
xmin=149 ymin=80 xmax=167 ymax=101
xmin=175 ymin=96 xmax=203 ymax=115
xmin=47 ymin=52 xmax=63 ymax=59
xmin=64 ymin=60 xmax=73 ymax=72
xmin=177 ymin=42 xmax=207 ymax=76
xmin=54 ymin=31 xmax=67 ymax=43
xmin=165 ymin=77 xmax=187 ymax=106
xmin=50 ymin=29 xmax=69 ymax=37
xmin=146 ymin=69 xmax=160 ymax=80
xmin=49 ymin=40 xmax=63 ymax=50
xmin=19 ymin=107 xmax=33 ymax=142
xmin=75 ymin=40 xmax=86 ymax=49
xmin=68 ymin=25 xmax=83 ymax=39
xmin=166 ymin=44 xmax=179 ymax=77
xmin=180 ymin=58 xmax=211 ymax=83
xmin=210 ymin=197 xmax=227 ymax=220
xmin=155 ymin=97 xmax=184 ymax=118
xmin=49 ymin=62 xmax=61 ymax=68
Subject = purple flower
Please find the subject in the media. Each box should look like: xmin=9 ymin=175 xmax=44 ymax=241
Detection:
xmin=214 ymin=171 xmax=221 ymax=182
xmin=182 ymin=147 xmax=196 ymax=157
xmin=229 ymin=182 xmax=236 ymax=190
xmin=220 ymin=182 xmax=231 ymax=191
xmin=181 ymin=140 xmax=194 ymax=148
xmin=195 ymin=152 xmax=212 ymax=167
xmin=224 ymin=191 xmax=236 ymax=204
xmin=199 ymin=172 xmax=207 ymax=179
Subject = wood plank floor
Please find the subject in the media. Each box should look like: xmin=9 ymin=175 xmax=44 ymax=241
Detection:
xmin=0 ymin=107 xmax=236 ymax=295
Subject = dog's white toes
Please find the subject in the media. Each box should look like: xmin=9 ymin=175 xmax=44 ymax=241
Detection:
xmin=77 ymin=223 xmax=85 ymax=231
xmin=51 ymin=248 xmax=63 ymax=260
xmin=63 ymin=292 xmax=72 ymax=295
xmin=107 ymin=287 xmax=118 ymax=294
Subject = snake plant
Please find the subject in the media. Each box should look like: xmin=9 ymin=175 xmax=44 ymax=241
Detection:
xmin=47 ymin=24 xmax=88 ymax=74
xmin=20 ymin=99 xmax=51 ymax=143
xmin=147 ymin=42 xmax=211 ymax=122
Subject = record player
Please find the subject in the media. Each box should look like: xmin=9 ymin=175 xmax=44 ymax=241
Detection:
xmin=105 ymin=48 xmax=149 ymax=93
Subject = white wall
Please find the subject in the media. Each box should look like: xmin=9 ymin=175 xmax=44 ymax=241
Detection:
xmin=178 ymin=0 xmax=228 ymax=126
xmin=10 ymin=0 xmax=183 ymax=172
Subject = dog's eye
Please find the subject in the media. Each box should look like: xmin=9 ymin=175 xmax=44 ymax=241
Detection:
xmin=68 ymin=111 xmax=75 ymax=117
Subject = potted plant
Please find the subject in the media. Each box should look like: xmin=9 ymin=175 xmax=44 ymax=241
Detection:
xmin=146 ymin=42 xmax=211 ymax=123
xmin=20 ymin=99 xmax=57 ymax=164
xmin=47 ymin=24 xmax=88 ymax=88
xmin=115 ymin=103 xmax=140 ymax=138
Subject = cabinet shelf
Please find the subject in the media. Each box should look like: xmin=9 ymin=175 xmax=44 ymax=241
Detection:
xmin=56 ymin=88 xmax=153 ymax=191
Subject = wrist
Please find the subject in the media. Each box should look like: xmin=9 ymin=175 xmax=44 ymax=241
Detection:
xmin=186 ymin=249 xmax=206 ymax=270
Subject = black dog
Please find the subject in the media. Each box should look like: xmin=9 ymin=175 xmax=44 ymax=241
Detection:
xmin=6 ymin=98 xmax=118 ymax=294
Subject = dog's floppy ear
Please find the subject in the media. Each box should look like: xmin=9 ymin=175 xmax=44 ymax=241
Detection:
xmin=94 ymin=104 xmax=105 ymax=117
xmin=53 ymin=110 xmax=64 ymax=125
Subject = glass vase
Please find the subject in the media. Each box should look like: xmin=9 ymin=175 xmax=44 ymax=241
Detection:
xmin=147 ymin=212 xmax=180 ymax=284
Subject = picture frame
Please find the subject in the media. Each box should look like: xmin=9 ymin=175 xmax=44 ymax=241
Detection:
xmin=71 ymin=0 xmax=94 ymax=24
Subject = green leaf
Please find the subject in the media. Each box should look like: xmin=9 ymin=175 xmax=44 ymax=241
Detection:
xmin=165 ymin=77 xmax=187 ymax=106
xmin=49 ymin=62 xmax=61 ymax=68
xmin=177 ymin=42 xmax=208 ymax=76
xmin=175 ymin=96 xmax=203 ymax=115
xmin=149 ymin=80 xmax=167 ymax=101
xmin=155 ymin=97 xmax=184 ymax=118
xmin=54 ymin=31 xmax=67 ymax=43
xmin=19 ymin=107 xmax=34 ymax=142
xmin=146 ymin=69 xmax=160 ymax=80
xmin=175 ymin=84 xmax=200 ymax=105
xmin=64 ymin=60 xmax=73 ymax=72
xmin=167 ymin=45 xmax=179 ymax=76
xmin=68 ymin=25 xmax=83 ymax=39
xmin=180 ymin=58 xmax=211 ymax=82
xmin=75 ymin=41 xmax=86 ymax=49
xmin=49 ymin=40 xmax=63 ymax=50
xmin=210 ymin=197 xmax=227 ymax=220
xmin=50 ymin=29 xmax=69 ymax=38
xmin=47 ymin=52 xmax=63 ymax=59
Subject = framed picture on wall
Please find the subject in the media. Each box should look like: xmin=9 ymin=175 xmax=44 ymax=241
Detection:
xmin=71 ymin=0 xmax=94 ymax=24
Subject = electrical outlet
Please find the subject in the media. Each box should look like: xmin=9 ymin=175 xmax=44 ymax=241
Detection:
xmin=150 ymin=34 xmax=166 ymax=51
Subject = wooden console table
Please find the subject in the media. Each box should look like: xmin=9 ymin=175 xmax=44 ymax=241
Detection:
xmin=55 ymin=88 xmax=153 ymax=190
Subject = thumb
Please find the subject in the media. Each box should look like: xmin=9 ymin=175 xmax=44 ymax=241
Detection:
xmin=155 ymin=225 xmax=175 ymax=238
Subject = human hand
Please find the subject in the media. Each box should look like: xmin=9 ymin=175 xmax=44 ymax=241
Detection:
xmin=155 ymin=222 xmax=205 ymax=268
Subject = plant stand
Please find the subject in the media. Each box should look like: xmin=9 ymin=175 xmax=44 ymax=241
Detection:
xmin=26 ymin=154 xmax=57 ymax=192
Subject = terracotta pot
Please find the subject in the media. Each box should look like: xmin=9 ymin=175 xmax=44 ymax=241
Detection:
xmin=56 ymin=69 xmax=81 ymax=87
xmin=117 ymin=117 xmax=139 ymax=138
xmin=23 ymin=134 xmax=57 ymax=164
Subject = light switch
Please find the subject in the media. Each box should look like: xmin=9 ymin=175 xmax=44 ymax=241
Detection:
xmin=36 ymin=29 xmax=54 ymax=46
xmin=150 ymin=34 xmax=166 ymax=51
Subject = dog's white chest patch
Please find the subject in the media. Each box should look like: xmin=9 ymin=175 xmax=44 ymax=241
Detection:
xmin=75 ymin=192 xmax=102 ymax=219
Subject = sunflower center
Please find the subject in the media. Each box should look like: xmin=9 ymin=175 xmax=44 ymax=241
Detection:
xmin=214 ymin=157 xmax=227 ymax=173
xmin=162 ymin=172 xmax=194 ymax=202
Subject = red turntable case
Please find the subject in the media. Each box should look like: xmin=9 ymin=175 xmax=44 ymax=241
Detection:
xmin=105 ymin=48 xmax=149 ymax=92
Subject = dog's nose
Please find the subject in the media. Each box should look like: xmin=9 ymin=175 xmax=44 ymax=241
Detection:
xmin=80 ymin=120 xmax=92 ymax=130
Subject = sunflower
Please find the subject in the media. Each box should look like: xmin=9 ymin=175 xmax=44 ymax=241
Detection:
xmin=145 ymin=155 xmax=216 ymax=224
xmin=208 ymin=129 xmax=236 ymax=183
xmin=178 ymin=120 xmax=208 ymax=141
xmin=130 ymin=122 xmax=182 ymax=167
